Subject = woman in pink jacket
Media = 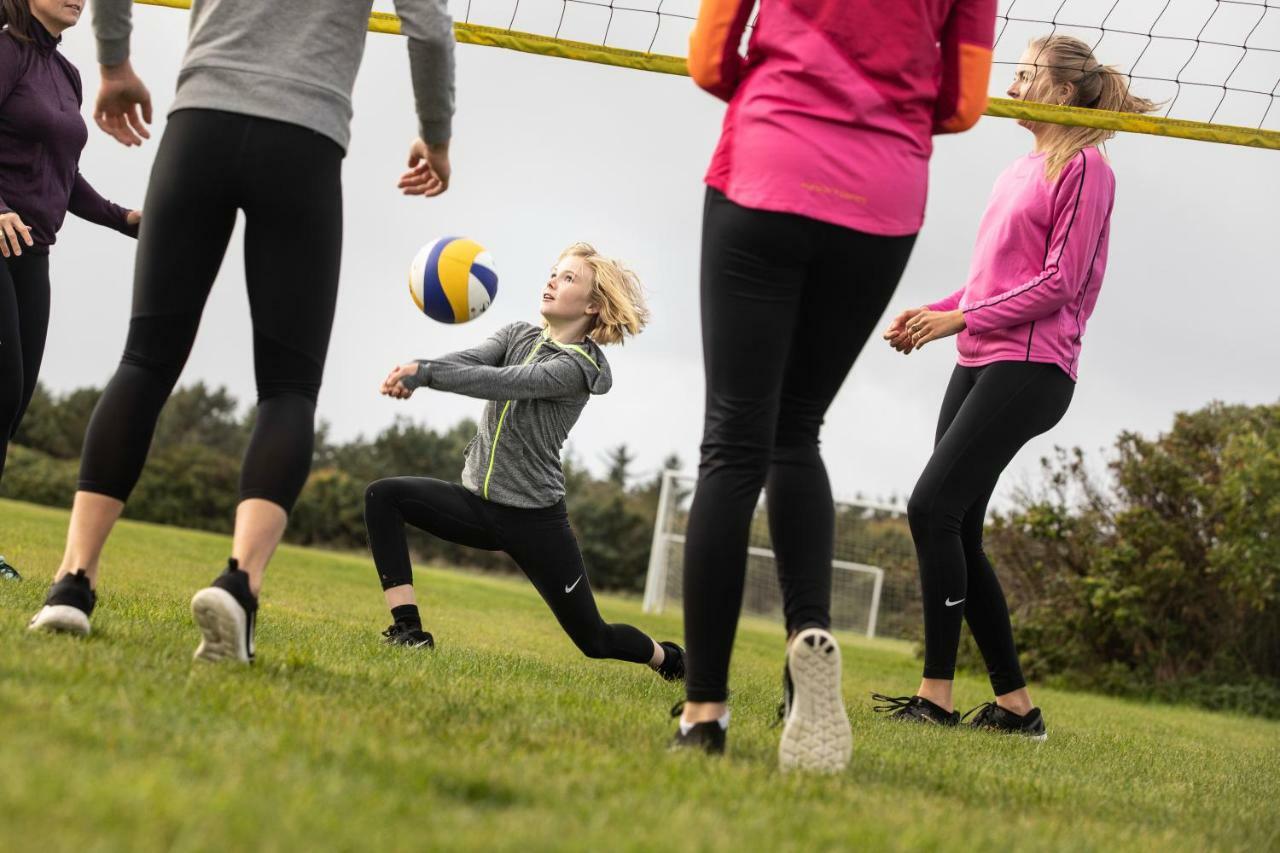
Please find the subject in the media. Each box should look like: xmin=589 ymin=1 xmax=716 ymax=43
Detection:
xmin=673 ymin=0 xmax=996 ymax=770
xmin=877 ymin=35 xmax=1155 ymax=739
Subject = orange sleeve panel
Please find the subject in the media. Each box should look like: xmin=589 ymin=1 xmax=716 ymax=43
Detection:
xmin=933 ymin=0 xmax=997 ymax=135
xmin=688 ymin=0 xmax=755 ymax=102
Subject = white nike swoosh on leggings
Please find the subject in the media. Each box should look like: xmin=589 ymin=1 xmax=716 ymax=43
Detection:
xmin=945 ymin=597 xmax=965 ymax=607
xmin=565 ymin=575 xmax=583 ymax=594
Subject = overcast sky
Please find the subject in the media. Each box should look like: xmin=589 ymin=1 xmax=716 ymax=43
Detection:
xmin=39 ymin=1 xmax=1280 ymax=508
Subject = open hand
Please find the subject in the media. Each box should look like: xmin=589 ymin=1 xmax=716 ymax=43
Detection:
xmin=95 ymin=60 xmax=152 ymax=147
xmin=0 ymin=211 xmax=34 ymax=257
xmin=380 ymin=362 xmax=420 ymax=399
xmin=398 ymin=138 xmax=450 ymax=198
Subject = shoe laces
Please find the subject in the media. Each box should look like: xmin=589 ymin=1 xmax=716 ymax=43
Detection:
xmin=871 ymin=693 xmax=916 ymax=714
xmin=961 ymin=701 xmax=1000 ymax=726
xmin=381 ymin=624 xmax=401 ymax=639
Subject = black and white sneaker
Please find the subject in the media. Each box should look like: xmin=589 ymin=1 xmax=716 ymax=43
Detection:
xmin=871 ymin=693 xmax=961 ymax=726
xmin=381 ymin=622 xmax=435 ymax=648
xmin=191 ymin=559 xmax=258 ymax=664
xmin=655 ymin=641 xmax=685 ymax=681
xmin=28 ymin=569 xmax=96 ymax=636
xmin=963 ymin=702 xmax=1048 ymax=741
xmin=777 ymin=628 xmax=853 ymax=773
xmin=668 ymin=702 xmax=727 ymax=755
xmin=0 ymin=555 xmax=21 ymax=581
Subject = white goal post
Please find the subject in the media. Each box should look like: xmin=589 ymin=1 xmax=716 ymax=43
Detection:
xmin=643 ymin=470 xmax=899 ymax=639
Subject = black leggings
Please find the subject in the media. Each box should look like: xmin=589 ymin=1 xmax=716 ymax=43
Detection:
xmin=77 ymin=110 xmax=343 ymax=512
xmin=682 ymin=188 xmax=917 ymax=702
xmin=364 ymin=477 xmax=656 ymax=664
xmin=910 ymin=361 xmax=1074 ymax=695
xmin=0 ymin=252 xmax=50 ymax=485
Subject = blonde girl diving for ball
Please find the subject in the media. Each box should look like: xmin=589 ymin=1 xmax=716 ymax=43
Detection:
xmin=364 ymin=242 xmax=686 ymax=682
xmin=875 ymin=35 xmax=1156 ymax=739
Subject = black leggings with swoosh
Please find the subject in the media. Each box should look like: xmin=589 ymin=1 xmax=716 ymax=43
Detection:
xmin=364 ymin=476 xmax=656 ymax=663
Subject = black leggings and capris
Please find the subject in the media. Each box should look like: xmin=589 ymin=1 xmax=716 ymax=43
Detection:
xmin=77 ymin=109 xmax=344 ymax=511
xmin=682 ymin=189 xmax=917 ymax=703
xmin=364 ymin=477 xmax=656 ymax=663
xmin=910 ymin=361 xmax=1073 ymax=695
xmin=0 ymin=252 xmax=50 ymax=484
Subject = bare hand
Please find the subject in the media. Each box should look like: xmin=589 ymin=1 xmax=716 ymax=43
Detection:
xmin=95 ymin=61 xmax=152 ymax=147
xmin=901 ymin=309 xmax=966 ymax=351
xmin=883 ymin=306 xmax=926 ymax=354
xmin=380 ymin=362 xmax=420 ymax=399
xmin=127 ymin=210 xmax=142 ymax=226
xmin=398 ymin=139 xmax=450 ymax=198
xmin=0 ymin=211 xmax=34 ymax=258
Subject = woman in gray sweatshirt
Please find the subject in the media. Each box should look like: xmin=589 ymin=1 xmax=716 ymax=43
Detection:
xmin=366 ymin=243 xmax=685 ymax=681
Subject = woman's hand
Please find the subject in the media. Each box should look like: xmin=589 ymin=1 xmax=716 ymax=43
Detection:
xmin=0 ymin=211 xmax=34 ymax=258
xmin=127 ymin=210 xmax=142 ymax=226
xmin=398 ymin=138 xmax=450 ymax=198
xmin=95 ymin=60 xmax=152 ymax=147
xmin=381 ymin=362 xmax=420 ymax=399
xmin=883 ymin=306 xmax=925 ymax=353
xmin=903 ymin=309 xmax=966 ymax=351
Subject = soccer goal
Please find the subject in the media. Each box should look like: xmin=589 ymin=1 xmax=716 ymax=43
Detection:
xmin=642 ymin=471 xmax=923 ymax=639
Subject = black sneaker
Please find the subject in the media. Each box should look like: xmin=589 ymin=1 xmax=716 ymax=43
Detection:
xmin=655 ymin=641 xmax=685 ymax=681
xmin=668 ymin=701 xmax=726 ymax=755
xmin=872 ymin=693 xmax=961 ymax=726
xmin=963 ymin=702 xmax=1048 ymax=741
xmin=28 ymin=569 xmax=96 ymax=636
xmin=382 ymin=622 xmax=435 ymax=648
xmin=0 ymin=555 xmax=21 ymax=581
xmin=777 ymin=628 xmax=852 ymax=773
xmin=191 ymin=559 xmax=258 ymax=664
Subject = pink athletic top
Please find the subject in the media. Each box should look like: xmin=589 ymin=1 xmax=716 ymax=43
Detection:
xmin=688 ymin=0 xmax=995 ymax=236
xmin=928 ymin=147 xmax=1116 ymax=381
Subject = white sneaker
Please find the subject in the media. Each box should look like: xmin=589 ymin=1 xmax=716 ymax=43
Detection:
xmin=191 ymin=560 xmax=257 ymax=663
xmin=28 ymin=570 xmax=96 ymax=637
xmin=778 ymin=627 xmax=853 ymax=774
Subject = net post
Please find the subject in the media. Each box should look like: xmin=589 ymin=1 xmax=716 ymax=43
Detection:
xmin=867 ymin=567 xmax=885 ymax=639
xmin=642 ymin=469 xmax=676 ymax=614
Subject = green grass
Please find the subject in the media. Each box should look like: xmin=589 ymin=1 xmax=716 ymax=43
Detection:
xmin=1 ymin=498 xmax=1277 ymax=852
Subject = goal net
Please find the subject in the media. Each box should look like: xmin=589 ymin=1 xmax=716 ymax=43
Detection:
xmin=641 ymin=471 xmax=924 ymax=640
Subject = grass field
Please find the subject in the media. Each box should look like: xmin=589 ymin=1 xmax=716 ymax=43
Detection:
xmin=1 ymin=498 xmax=1277 ymax=851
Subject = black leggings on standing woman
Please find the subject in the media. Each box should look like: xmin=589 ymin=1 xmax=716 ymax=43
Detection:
xmin=0 ymin=252 xmax=50 ymax=484
xmin=682 ymin=188 xmax=917 ymax=703
xmin=909 ymin=361 xmax=1074 ymax=695
xmin=76 ymin=109 xmax=344 ymax=512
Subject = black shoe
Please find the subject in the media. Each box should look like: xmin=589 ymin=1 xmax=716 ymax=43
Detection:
xmin=668 ymin=701 xmax=726 ymax=755
xmin=778 ymin=628 xmax=852 ymax=773
xmin=0 ymin=555 xmax=21 ymax=581
xmin=655 ymin=641 xmax=685 ymax=681
xmin=191 ymin=559 xmax=258 ymax=664
xmin=962 ymin=702 xmax=1048 ymax=741
xmin=382 ymin=622 xmax=435 ymax=649
xmin=28 ymin=569 xmax=96 ymax=636
xmin=872 ymin=693 xmax=961 ymax=726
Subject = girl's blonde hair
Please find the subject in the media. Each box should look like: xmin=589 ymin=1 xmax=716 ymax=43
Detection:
xmin=555 ymin=242 xmax=649 ymax=346
xmin=1024 ymin=35 xmax=1158 ymax=180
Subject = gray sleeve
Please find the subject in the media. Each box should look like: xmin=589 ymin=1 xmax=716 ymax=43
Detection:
xmin=423 ymin=353 xmax=591 ymax=401
xmin=93 ymin=0 xmax=133 ymax=66
xmin=394 ymin=0 xmax=456 ymax=144
xmin=400 ymin=324 xmax=515 ymax=390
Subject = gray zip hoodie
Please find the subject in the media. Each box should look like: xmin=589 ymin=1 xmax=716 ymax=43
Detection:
xmin=402 ymin=322 xmax=612 ymax=509
xmin=92 ymin=0 xmax=454 ymax=150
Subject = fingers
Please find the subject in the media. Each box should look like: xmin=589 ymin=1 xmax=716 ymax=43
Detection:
xmin=125 ymin=104 xmax=152 ymax=141
xmin=97 ymin=109 xmax=142 ymax=146
xmin=1 ymin=220 xmax=22 ymax=257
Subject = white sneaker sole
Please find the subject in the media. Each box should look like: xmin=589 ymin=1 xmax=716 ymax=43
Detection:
xmin=28 ymin=604 xmax=91 ymax=636
xmin=191 ymin=587 xmax=250 ymax=664
xmin=779 ymin=628 xmax=853 ymax=774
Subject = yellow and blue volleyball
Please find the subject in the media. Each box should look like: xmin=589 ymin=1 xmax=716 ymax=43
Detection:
xmin=409 ymin=237 xmax=498 ymax=324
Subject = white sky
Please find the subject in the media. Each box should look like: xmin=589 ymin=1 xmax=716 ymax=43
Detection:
xmin=42 ymin=2 xmax=1280 ymax=507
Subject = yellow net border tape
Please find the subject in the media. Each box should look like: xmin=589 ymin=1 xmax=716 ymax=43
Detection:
xmin=134 ymin=0 xmax=1279 ymax=150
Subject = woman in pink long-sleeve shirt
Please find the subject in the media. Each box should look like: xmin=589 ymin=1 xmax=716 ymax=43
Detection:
xmin=673 ymin=0 xmax=996 ymax=769
xmin=876 ymin=35 xmax=1156 ymax=739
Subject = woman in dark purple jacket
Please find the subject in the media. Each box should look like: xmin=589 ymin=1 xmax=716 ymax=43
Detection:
xmin=0 ymin=0 xmax=138 ymax=538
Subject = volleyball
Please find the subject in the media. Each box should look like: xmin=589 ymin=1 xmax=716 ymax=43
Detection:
xmin=409 ymin=237 xmax=499 ymax=324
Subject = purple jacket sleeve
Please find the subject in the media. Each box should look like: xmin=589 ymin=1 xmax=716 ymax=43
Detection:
xmin=68 ymin=172 xmax=138 ymax=238
xmin=0 ymin=36 xmax=26 ymax=214
xmin=963 ymin=153 xmax=1114 ymax=335
xmin=927 ymin=288 xmax=966 ymax=312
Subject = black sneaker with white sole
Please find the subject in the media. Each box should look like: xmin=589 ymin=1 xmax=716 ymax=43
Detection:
xmin=28 ymin=569 xmax=96 ymax=636
xmin=0 ymin=555 xmax=21 ymax=581
xmin=871 ymin=693 xmax=961 ymax=726
xmin=382 ymin=622 xmax=435 ymax=648
xmin=777 ymin=628 xmax=852 ymax=773
xmin=191 ymin=559 xmax=258 ymax=664
xmin=962 ymin=702 xmax=1048 ymax=741
xmin=668 ymin=702 xmax=727 ymax=755
xmin=655 ymin=641 xmax=685 ymax=681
